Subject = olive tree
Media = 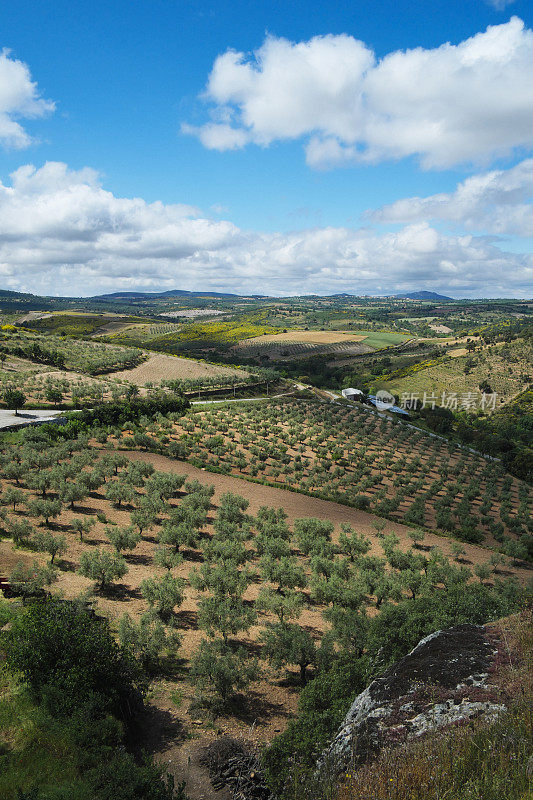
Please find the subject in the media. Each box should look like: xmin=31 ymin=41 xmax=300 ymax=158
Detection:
xmin=26 ymin=498 xmax=62 ymax=528
xmin=260 ymin=622 xmax=317 ymax=685
xmin=3 ymin=387 xmax=26 ymax=415
xmin=294 ymin=517 xmax=334 ymax=556
xmin=105 ymin=479 xmax=136 ymax=509
xmin=190 ymin=638 xmax=259 ymax=709
xmin=2 ymin=486 xmax=26 ymax=511
xmin=71 ymin=516 xmax=96 ymax=542
xmin=118 ymin=612 xmax=181 ymax=674
xmin=105 ymin=524 xmax=141 ymax=554
xmin=8 ymin=518 xmax=35 ymax=545
xmin=197 ymin=595 xmax=256 ymax=643
xmin=78 ymin=549 xmax=128 ymax=590
xmin=153 ymin=545 xmax=183 ymax=571
xmin=338 ymin=524 xmax=371 ymax=562
xmin=9 ymin=560 xmax=58 ymax=595
xmin=33 ymin=530 xmax=68 ymax=564
xmin=140 ymin=572 xmax=185 ymax=621
xmin=256 ymin=586 xmax=304 ymax=623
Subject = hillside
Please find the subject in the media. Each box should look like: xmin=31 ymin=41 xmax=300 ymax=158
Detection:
xmin=0 ymin=397 xmax=530 ymax=799
xmin=148 ymin=396 xmax=531 ymax=549
xmin=0 ymin=293 xmax=531 ymax=800
xmin=393 ymin=291 xmax=454 ymax=301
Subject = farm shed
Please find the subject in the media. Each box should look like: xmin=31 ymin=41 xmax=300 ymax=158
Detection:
xmin=341 ymin=388 xmax=364 ymax=401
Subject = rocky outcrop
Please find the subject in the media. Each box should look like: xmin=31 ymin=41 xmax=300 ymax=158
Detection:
xmin=321 ymin=623 xmax=508 ymax=773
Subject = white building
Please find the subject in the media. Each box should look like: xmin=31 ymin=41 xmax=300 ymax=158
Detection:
xmin=341 ymin=388 xmax=364 ymax=401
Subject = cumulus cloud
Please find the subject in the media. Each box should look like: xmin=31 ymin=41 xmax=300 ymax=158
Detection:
xmin=372 ymin=158 xmax=533 ymax=236
xmin=0 ymin=49 xmax=54 ymax=148
xmin=183 ymin=18 xmax=533 ymax=169
xmin=0 ymin=161 xmax=531 ymax=298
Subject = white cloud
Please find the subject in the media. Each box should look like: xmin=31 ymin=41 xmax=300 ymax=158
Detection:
xmin=0 ymin=161 xmax=530 ymax=298
xmin=0 ymin=49 xmax=54 ymax=148
xmin=181 ymin=122 xmax=249 ymax=151
xmin=372 ymin=158 xmax=533 ymax=236
xmin=184 ymin=18 xmax=533 ymax=169
xmin=485 ymin=0 xmax=515 ymax=10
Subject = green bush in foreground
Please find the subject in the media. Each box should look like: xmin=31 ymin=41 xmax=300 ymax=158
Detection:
xmin=3 ymin=598 xmax=144 ymax=720
xmin=0 ymin=599 xmax=186 ymax=800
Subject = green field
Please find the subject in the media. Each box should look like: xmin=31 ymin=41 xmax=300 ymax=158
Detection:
xmin=359 ymin=330 xmax=410 ymax=348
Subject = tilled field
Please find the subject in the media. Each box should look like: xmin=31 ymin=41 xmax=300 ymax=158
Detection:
xmin=109 ymin=353 xmax=248 ymax=385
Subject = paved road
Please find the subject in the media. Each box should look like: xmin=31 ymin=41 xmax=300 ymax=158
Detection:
xmin=0 ymin=409 xmax=64 ymax=430
xmin=191 ymin=392 xmax=290 ymax=405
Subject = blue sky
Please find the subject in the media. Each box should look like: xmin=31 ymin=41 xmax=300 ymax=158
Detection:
xmin=0 ymin=0 xmax=532 ymax=296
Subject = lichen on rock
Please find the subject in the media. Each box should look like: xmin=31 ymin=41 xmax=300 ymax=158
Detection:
xmin=321 ymin=623 xmax=508 ymax=774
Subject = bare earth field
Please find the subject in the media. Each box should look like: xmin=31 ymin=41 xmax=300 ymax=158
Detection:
xmin=108 ymin=353 xmax=248 ymax=385
xmin=243 ymin=331 xmax=366 ymax=345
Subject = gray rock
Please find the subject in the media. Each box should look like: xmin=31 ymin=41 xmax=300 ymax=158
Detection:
xmin=320 ymin=623 xmax=505 ymax=773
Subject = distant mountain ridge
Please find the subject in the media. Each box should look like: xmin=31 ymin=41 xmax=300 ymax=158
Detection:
xmin=394 ymin=290 xmax=454 ymax=301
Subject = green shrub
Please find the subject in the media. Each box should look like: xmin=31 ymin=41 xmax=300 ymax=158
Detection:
xmin=3 ymin=598 xmax=144 ymax=720
xmin=262 ymin=653 xmax=369 ymax=796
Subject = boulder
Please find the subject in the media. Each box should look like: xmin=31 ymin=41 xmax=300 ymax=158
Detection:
xmin=321 ymin=623 xmax=507 ymax=773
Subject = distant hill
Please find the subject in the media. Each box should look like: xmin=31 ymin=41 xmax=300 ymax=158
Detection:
xmin=0 ymin=289 xmax=40 ymax=299
xmin=394 ymin=290 xmax=454 ymax=301
xmin=91 ymin=289 xmax=265 ymax=300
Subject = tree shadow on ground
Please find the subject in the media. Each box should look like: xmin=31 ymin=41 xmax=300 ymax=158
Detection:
xmin=174 ymin=609 xmax=198 ymax=630
xmin=180 ymin=547 xmax=203 ymax=563
xmin=277 ymin=670 xmax=315 ymax=692
xmin=57 ymin=558 xmax=77 ymax=572
xmin=48 ymin=521 xmax=72 ymax=533
xmin=128 ymin=703 xmax=187 ymax=758
xmin=99 ymin=582 xmax=142 ymax=601
xmin=222 ymin=690 xmax=294 ymax=725
xmin=235 ymin=639 xmax=263 ymax=659
xmin=71 ymin=504 xmax=100 ymax=515
xmin=126 ymin=552 xmax=152 ymax=566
